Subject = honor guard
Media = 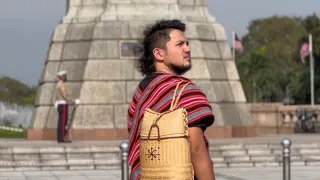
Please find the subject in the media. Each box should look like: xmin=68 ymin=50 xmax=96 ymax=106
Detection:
xmin=55 ymin=71 xmax=74 ymax=143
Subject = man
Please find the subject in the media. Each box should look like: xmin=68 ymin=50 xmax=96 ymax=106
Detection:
xmin=55 ymin=71 xmax=74 ymax=143
xmin=127 ymin=19 xmax=216 ymax=180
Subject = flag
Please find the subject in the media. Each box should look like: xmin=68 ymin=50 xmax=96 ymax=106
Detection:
xmin=300 ymin=42 xmax=309 ymax=63
xmin=234 ymin=33 xmax=244 ymax=53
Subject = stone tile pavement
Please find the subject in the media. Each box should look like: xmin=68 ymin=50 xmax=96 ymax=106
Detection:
xmin=0 ymin=166 xmax=319 ymax=180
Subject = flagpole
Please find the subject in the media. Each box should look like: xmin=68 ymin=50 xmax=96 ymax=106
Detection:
xmin=309 ymin=33 xmax=314 ymax=106
xmin=232 ymin=30 xmax=235 ymax=61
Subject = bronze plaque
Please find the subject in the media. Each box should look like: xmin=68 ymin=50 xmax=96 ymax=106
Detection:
xmin=119 ymin=40 xmax=141 ymax=59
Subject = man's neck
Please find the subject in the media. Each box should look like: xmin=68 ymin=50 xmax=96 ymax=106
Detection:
xmin=155 ymin=67 xmax=176 ymax=76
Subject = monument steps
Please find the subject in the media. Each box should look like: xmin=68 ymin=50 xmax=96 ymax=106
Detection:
xmin=1 ymin=135 xmax=320 ymax=171
xmin=208 ymin=139 xmax=320 ymax=168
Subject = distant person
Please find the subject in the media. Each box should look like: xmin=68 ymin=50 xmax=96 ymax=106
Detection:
xmin=55 ymin=71 xmax=74 ymax=143
xmin=127 ymin=19 xmax=216 ymax=180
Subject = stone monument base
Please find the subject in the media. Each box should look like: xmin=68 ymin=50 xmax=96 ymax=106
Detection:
xmin=27 ymin=126 xmax=260 ymax=140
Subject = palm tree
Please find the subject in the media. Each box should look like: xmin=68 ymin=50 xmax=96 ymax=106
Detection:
xmin=237 ymin=50 xmax=273 ymax=102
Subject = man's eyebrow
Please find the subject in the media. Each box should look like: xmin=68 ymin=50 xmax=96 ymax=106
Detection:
xmin=176 ymin=39 xmax=187 ymax=43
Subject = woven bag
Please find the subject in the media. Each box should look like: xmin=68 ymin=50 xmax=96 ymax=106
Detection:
xmin=140 ymin=82 xmax=194 ymax=180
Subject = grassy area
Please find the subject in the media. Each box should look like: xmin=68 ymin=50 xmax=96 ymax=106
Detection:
xmin=0 ymin=129 xmax=25 ymax=138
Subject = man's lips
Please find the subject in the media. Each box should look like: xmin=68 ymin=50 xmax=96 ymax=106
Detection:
xmin=184 ymin=57 xmax=191 ymax=62
xmin=184 ymin=54 xmax=191 ymax=60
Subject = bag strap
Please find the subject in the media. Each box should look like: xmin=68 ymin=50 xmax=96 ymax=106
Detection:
xmin=169 ymin=82 xmax=191 ymax=111
xmin=169 ymin=81 xmax=182 ymax=110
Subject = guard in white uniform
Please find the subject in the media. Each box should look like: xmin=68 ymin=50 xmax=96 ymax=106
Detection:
xmin=55 ymin=71 xmax=74 ymax=143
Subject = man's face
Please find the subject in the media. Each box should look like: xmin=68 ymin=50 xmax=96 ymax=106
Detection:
xmin=163 ymin=29 xmax=191 ymax=75
xmin=59 ymin=75 xmax=67 ymax=81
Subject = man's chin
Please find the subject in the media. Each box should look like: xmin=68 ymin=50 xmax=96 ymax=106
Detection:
xmin=173 ymin=65 xmax=192 ymax=76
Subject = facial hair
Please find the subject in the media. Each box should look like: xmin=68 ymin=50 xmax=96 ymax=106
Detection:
xmin=171 ymin=63 xmax=191 ymax=75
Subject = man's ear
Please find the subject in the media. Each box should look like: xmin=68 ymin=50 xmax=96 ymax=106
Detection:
xmin=153 ymin=48 xmax=165 ymax=61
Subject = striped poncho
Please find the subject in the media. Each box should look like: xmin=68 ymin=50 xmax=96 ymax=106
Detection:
xmin=127 ymin=72 xmax=215 ymax=180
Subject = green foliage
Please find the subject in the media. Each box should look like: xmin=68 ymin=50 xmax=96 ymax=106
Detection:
xmin=237 ymin=14 xmax=320 ymax=104
xmin=0 ymin=129 xmax=25 ymax=138
xmin=237 ymin=50 xmax=273 ymax=102
xmin=0 ymin=76 xmax=37 ymax=105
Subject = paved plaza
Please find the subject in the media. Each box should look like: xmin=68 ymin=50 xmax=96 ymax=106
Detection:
xmin=0 ymin=166 xmax=320 ymax=180
xmin=1 ymin=135 xmax=320 ymax=179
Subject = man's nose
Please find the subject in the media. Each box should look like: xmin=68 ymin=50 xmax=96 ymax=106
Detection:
xmin=184 ymin=44 xmax=190 ymax=52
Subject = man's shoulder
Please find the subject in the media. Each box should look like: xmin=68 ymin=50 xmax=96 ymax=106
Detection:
xmin=176 ymin=78 xmax=205 ymax=96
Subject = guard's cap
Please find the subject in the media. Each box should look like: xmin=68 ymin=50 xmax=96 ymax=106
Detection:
xmin=57 ymin=71 xmax=67 ymax=76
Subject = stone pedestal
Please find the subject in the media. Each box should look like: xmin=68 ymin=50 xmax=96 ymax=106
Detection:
xmin=28 ymin=0 xmax=259 ymax=140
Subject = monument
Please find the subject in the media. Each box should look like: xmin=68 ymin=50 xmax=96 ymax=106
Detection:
xmin=27 ymin=0 xmax=258 ymax=140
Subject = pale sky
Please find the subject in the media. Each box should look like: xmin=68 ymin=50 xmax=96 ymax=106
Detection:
xmin=0 ymin=0 xmax=319 ymax=86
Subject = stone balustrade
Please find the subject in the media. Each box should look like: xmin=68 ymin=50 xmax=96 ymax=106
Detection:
xmin=249 ymin=103 xmax=320 ymax=134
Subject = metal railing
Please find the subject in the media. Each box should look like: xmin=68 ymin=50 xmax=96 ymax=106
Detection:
xmin=120 ymin=139 xmax=293 ymax=180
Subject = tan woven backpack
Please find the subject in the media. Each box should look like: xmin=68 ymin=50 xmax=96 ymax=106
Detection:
xmin=140 ymin=81 xmax=194 ymax=180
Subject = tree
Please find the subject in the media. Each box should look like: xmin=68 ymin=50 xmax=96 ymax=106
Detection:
xmin=237 ymin=15 xmax=308 ymax=103
xmin=0 ymin=77 xmax=37 ymax=105
xmin=237 ymin=47 xmax=274 ymax=102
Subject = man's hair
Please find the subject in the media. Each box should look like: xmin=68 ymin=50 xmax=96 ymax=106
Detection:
xmin=135 ymin=19 xmax=186 ymax=76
